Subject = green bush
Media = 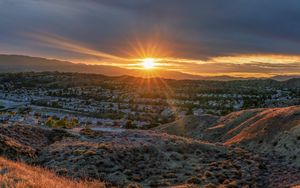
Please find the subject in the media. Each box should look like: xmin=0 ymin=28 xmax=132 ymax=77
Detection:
xmin=46 ymin=117 xmax=78 ymax=129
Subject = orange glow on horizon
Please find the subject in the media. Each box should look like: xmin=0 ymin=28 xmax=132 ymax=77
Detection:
xmin=25 ymin=32 xmax=300 ymax=77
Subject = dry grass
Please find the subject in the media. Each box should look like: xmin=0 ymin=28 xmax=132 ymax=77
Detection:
xmin=0 ymin=157 xmax=105 ymax=188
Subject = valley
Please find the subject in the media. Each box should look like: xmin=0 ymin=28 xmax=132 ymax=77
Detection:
xmin=0 ymin=72 xmax=299 ymax=187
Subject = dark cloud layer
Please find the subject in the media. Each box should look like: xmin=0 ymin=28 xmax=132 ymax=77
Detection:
xmin=0 ymin=0 xmax=300 ymax=75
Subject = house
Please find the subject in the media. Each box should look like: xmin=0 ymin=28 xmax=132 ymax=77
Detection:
xmin=193 ymin=108 xmax=204 ymax=116
xmin=161 ymin=108 xmax=174 ymax=117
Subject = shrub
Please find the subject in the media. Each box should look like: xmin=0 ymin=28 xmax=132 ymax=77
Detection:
xmin=186 ymin=176 xmax=202 ymax=184
xmin=47 ymin=117 xmax=78 ymax=129
xmin=204 ymin=183 xmax=217 ymax=188
xmin=80 ymin=127 xmax=96 ymax=137
xmin=46 ymin=117 xmax=55 ymax=127
xmin=125 ymin=120 xmax=136 ymax=129
xmin=204 ymin=171 xmax=213 ymax=178
xmin=126 ymin=183 xmax=142 ymax=188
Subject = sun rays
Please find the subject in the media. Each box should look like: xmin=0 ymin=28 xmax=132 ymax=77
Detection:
xmin=24 ymin=32 xmax=300 ymax=77
xmin=142 ymin=58 xmax=155 ymax=69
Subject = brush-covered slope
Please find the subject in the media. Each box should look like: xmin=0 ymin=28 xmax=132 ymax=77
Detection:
xmin=157 ymin=106 xmax=300 ymax=167
xmin=0 ymin=124 xmax=270 ymax=187
xmin=0 ymin=157 xmax=103 ymax=188
xmin=153 ymin=115 xmax=219 ymax=138
xmin=1 ymin=123 xmax=300 ymax=187
xmin=206 ymin=106 xmax=300 ymax=166
xmin=38 ymin=129 xmax=270 ymax=187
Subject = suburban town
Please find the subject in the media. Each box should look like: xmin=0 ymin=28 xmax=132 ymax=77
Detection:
xmin=1 ymin=72 xmax=299 ymax=130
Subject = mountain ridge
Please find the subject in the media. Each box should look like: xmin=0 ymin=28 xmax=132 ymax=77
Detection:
xmin=1 ymin=54 xmax=299 ymax=81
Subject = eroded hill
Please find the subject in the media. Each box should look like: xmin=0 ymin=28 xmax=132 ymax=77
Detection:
xmin=205 ymin=106 xmax=300 ymax=167
xmin=156 ymin=106 xmax=300 ymax=167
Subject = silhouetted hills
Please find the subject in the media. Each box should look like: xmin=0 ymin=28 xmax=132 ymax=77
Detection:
xmin=1 ymin=54 xmax=299 ymax=81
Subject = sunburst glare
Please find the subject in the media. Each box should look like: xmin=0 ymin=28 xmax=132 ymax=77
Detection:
xmin=142 ymin=58 xmax=155 ymax=69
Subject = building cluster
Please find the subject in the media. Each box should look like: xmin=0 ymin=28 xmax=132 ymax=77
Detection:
xmin=0 ymin=73 xmax=298 ymax=129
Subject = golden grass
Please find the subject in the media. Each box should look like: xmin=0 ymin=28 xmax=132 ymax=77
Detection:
xmin=0 ymin=157 xmax=105 ymax=188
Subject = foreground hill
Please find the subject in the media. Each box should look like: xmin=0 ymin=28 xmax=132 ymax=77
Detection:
xmin=156 ymin=106 xmax=300 ymax=168
xmin=0 ymin=124 xmax=271 ymax=187
xmin=0 ymin=124 xmax=299 ymax=187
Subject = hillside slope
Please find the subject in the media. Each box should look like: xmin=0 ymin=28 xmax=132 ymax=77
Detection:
xmin=153 ymin=115 xmax=219 ymax=138
xmin=206 ymin=106 xmax=300 ymax=166
xmin=0 ymin=157 xmax=103 ymax=188
xmin=0 ymin=124 xmax=270 ymax=187
xmin=156 ymin=106 xmax=300 ymax=167
xmin=38 ymin=129 xmax=271 ymax=187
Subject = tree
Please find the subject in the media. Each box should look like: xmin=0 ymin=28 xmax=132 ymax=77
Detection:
xmin=124 ymin=120 xmax=135 ymax=129
xmin=186 ymin=107 xmax=193 ymax=115
xmin=52 ymin=101 xmax=62 ymax=108
xmin=46 ymin=117 xmax=55 ymax=127
xmin=54 ymin=118 xmax=67 ymax=128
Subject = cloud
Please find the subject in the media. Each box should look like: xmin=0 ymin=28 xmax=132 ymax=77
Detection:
xmin=25 ymin=32 xmax=128 ymax=62
xmin=0 ymin=0 xmax=300 ymax=76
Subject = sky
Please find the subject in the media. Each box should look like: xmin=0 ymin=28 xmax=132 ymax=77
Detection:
xmin=0 ymin=0 xmax=300 ymax=77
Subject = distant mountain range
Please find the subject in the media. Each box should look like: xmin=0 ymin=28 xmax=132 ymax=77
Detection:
xmin=0 ymin=54 xmax=299 ymax=81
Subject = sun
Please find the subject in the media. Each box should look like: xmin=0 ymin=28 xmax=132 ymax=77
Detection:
xmin=142 ymin=58 xmax=155 ymax=69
